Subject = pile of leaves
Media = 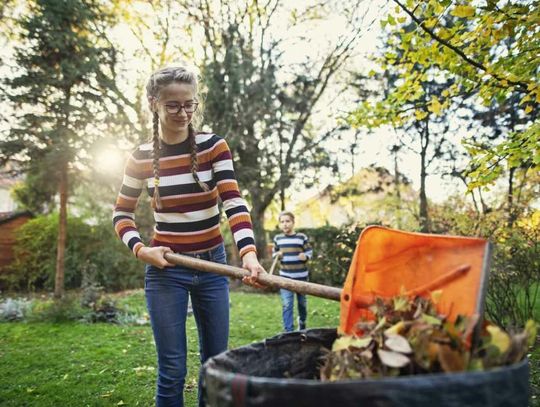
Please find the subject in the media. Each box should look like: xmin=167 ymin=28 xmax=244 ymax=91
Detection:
xmin=320 ymin=294 xmax=537 ymax=381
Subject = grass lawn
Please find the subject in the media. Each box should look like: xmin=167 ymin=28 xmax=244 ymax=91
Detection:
xmin=0 ymin=290 xmax=340 ymax=406
xmin=0 ymin=289 xmax=538 ymax=406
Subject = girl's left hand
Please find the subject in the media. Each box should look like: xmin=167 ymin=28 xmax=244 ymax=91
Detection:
xmin=241 ymin=251 xmax=267 ymax=289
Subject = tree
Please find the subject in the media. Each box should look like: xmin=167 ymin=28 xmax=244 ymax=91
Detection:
xmin=178 ymin=0 xmax=368 ymax=253
xmin=349 ymin=22 xmax=461 ymax=232
xmin=0 ymin=0 xmax=118 ymax=298
xmin=383 ymin=0 xmax=539 ymax=187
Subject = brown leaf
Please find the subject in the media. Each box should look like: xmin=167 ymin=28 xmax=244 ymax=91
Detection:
xmin=377 ymin=349 xmax=410 ymax=368
xmin=437 ymin=345 xmax=466 ymax=372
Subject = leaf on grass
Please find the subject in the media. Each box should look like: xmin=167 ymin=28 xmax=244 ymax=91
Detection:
xmin=486 ymin=325 xmax=511 ymax=354
xmin=377 ymin=349 xmax=410 ymax=368
xmin=385 ymin=334 xmax=413 ymax=354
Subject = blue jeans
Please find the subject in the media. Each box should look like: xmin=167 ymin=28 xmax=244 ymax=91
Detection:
xmin=279 ymin=278 xmax=307 ymax=332
xmin=145 ymin=243 xmax=229 ymax=407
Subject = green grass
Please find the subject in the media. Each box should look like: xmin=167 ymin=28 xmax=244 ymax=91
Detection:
xmin=0 ymin=291 xmax=340 ymax=406
xmin=1 ymin=290 xmax=538 ymax=406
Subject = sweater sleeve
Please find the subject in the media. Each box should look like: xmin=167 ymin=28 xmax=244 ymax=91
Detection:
xmin=211 ymin=137 xmax=257 ymax=258
xmin=112 ymin=152 xmax=146 ymax=256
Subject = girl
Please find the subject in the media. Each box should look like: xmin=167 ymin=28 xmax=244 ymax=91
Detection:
xmin=113 ymin=65 xmax=265 ymax=407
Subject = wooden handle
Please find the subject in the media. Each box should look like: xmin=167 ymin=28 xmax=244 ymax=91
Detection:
xmin=164 ymin=252 xmax=342 ymax=302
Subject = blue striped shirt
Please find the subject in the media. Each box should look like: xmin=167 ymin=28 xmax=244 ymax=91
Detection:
xmin=272 ymin=233 xmax=313 ymax=279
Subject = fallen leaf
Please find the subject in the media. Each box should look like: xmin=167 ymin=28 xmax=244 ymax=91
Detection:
xmin=487 ymin=325 xmax=511 ymax=354
xmin=377 ymin=349 xmax=410 ymax=368
xmin=385 ymin=334 xmax=413 ymax=354
xmin=332 ymin=336 xmax=372 ymax=351
xmin=438 ymin=345 xmax=466 ymax=372
xmin=421 ymin=314 xmax=442 ymax=325
xmin=384 ymin=321 xmax=405 ymax=336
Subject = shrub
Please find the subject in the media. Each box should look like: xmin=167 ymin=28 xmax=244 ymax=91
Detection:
xmin=27 ymin=295 xmax=87 ymax=323
xmin=430 ymin=198 xmax=539 ymax=329
xmin=1 ymin=214 xmax=142 ymax=292
xmin=0 ymin=298 xmax=33 ymax=322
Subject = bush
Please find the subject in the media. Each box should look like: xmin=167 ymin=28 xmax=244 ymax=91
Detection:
xmin=1 ymin=213 xmax=142 ymax=292
xmin=430 ymin=198 xmax=539 ymax=329
xmin=27 ymin=295 xmax=87 ymax=323
xmin=0 ymin=297 xmax=33 ymax=322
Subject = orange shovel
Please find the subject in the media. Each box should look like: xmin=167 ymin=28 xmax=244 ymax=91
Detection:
xmin=164 ymin=226 xmax=491 ymax=336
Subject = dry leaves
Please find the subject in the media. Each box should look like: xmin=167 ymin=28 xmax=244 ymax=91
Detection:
xmin=320 ymin=295 xmax=537 ymax=382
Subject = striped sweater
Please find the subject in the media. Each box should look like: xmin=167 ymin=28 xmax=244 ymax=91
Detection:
xmin=272 ymin=233 xmax=313 ymax=279
xmin=113 ymin=133 xmax=256 ymax=258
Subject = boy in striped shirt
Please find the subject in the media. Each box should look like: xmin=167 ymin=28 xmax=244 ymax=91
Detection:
xmin=272 ymin=211 xmax=313 ymax=332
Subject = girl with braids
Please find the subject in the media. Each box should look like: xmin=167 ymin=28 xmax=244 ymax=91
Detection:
xmin=112 ymin=65 xmax=265 ymax=407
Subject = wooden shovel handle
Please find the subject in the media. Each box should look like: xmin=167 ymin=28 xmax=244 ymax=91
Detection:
xmin=164 ymin=252 xmax=342 ymax=302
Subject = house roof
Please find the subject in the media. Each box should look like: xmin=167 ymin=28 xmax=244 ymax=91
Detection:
xmin=0 ymin=211 xmax=33 ymax=226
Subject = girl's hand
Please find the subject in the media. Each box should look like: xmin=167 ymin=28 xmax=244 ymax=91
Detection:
xmin=241 ymin=251 xmax=267 ymax=289
xmin=298 ymin=253 xmax=307 ymax=261
xmin=137 ymin=246 xmax=174 ymax=269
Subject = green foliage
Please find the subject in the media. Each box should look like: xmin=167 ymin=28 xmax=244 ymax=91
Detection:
xmin=430 ymin=198 xmax=540 ymax=329
xmin=2 ymin=214 xmax=141 ymax=292
xmin=1 ymin=0 xmax=118 ymax=173
xmin=27 ymin=295 xmax=87 ymax=323
xmin=181 ymin=1 xmax=364 ymax=252
xmin=0 ymin=298 xmax=33 ymax=322
xmin=352 ymin=0 xmax=539 ymax=188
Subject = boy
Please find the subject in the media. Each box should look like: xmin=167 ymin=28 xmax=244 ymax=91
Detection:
xmin=272 ymin=211 xmax=313 ymax=332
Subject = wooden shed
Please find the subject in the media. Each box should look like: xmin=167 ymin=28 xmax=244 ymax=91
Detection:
xmin=0 ymin=211 xmax=33 ymax=271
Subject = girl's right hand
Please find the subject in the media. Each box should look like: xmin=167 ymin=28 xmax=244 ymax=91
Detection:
xmin=137 ymin=246 xmax=174 ymax=269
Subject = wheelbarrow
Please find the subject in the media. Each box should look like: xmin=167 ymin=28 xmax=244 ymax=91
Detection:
xmin=164 ymin=226 xmax=529 ymax=407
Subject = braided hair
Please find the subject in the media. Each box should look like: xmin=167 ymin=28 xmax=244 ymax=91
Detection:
xmin=146 ymin=66 xmax=208 ymax=210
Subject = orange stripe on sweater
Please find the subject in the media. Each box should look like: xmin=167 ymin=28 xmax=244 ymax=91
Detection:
xmin=153 ymin=227 xmax=221 ymax=244
xmin=228 ymin=214 xmax=252 ymax=227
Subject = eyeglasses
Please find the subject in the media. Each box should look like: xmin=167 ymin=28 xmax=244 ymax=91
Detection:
xmin=162 ymin=101 xmax=199 ymax=114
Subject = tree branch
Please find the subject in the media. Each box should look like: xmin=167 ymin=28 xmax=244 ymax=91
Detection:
xmin=392 ymin=0 xmax=529 ymax=91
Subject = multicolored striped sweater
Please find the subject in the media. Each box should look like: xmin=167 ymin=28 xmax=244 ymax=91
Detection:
xmin=272 ymin=233 xmax=313 ymax=279
xmin=113 ymin=133 xmax=256 ymax=258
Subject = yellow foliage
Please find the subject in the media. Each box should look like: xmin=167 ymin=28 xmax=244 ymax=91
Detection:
xmin=451 ymin=5 xmax=476 ymax=18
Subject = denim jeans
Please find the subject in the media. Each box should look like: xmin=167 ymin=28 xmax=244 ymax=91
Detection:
xmin=279 ymin=278 xmax=307 ymax=332
xmin=145 ymin=243 xmax=229 ymax=407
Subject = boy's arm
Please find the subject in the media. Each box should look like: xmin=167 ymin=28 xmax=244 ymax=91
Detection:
xmin=303 ymin=235 xmax=313 ymax=260
xmin=272 ymin=236 xmax=283 ymax=258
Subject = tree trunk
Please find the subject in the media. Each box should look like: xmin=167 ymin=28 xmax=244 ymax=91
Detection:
xmin=393 ymin=150 xmax=402 ymax=229
xmin=250 ymin=202 xmax=268 ymax=259
xmin=419 ymin=120 xmax=430 ymax=232
xmin=54 ymin=165 xmax=68 ymax=299
xmin=507 ymin=167 xmax=516 ymax=227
